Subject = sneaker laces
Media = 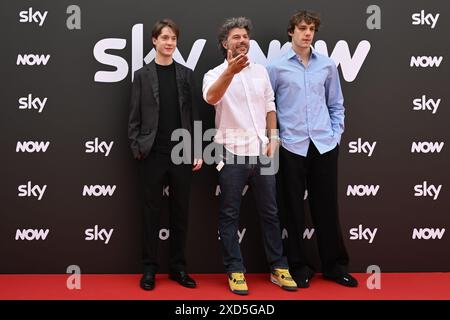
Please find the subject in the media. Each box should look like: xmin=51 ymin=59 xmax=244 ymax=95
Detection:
xmin=275 ymin=269 xmax=293 ymax=281
xmin=230 ymin=273 xmax=246 ymax=285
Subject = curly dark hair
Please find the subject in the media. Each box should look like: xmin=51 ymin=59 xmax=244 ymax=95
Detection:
xmin=217 ymin=17 xmax=252 ymax=58
xmin=287 ymin=10 xmax=321 ymax=41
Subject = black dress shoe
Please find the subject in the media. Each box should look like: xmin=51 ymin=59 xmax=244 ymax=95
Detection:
xmin=169 ymin=271 xmax=196 ymax=288
xmin=323 ymin=273 xmax=358 ymax=287
xmin=140 ymin=272 xmax=155 ymax=290
xmin=292 ymin=274 xmax=311 ymax=288
xmin=291 ymin=267 xmax=315 ymax=288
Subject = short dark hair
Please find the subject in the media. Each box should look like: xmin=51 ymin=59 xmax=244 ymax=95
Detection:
xmin=217 ymin=17 xmax=252 ymax=58
xmin=151 ymin=19 xmax=179 ymax=43
xmin=287 ymin=10 xmax=321 ymax=41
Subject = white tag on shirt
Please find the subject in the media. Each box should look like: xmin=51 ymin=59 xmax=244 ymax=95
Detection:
xmin=216 ymin=160 xmax=225 ymax=172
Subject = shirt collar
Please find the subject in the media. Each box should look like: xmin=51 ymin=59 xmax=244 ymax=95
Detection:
xmin=287 ymin=46 xmax=317 ymax=61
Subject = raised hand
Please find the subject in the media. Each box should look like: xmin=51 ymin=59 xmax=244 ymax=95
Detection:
xmin=226 ymin=50 xmax=249 ymax=75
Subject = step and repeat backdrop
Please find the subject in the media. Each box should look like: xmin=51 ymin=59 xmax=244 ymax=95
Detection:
xmin=1 ymin=0 xmax=449 ymax=273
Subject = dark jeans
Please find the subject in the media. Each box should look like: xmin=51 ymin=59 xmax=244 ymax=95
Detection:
xmin=218 ymin=152 xmax=288 ymax=273
xmin=138 ymin=151 xmax=192 ymax=274
xmin=279 ymin=143 xmax=349 ymax=278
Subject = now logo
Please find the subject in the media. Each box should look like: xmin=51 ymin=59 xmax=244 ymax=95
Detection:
xmin=412 ymin=228 xmax=445 ymax=240
xmin=215 ymin=185 xmax=249 ymax=196
xmin=313 ymin=40 xmax=370 ymax=82
xmin=16 ymin=141 xmax=50 ymax=153
xmin=303 ymin=228 xmax=315 ymax=240
xmin=411 ymin=142 xmax=444 ymax=153
xmin=346 ymin=185 xmax=380 ymax=196
xmin=17 ymin=54 xmax=50 ymax=66
xmin=410 ymin=56 xmax=443 ymax=68
xmin=82 ymin=185 xmax=116 ymax=197
xmin=281 ymin=228 xmax=315 ymax=240
xmin=252 ymin=39 xmax=370 ymax=82
xmin=15 ymin=229 xmax=49 ymax=240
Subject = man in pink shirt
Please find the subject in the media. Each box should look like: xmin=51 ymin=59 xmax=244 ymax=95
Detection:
xmin=202 ymin=17 xmax=296 ymax=295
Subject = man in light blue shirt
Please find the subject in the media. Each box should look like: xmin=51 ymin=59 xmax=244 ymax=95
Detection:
xmin=267 ymin=10 xmax=358 ymax=288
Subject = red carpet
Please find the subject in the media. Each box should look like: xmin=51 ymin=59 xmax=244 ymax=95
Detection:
xmin=0 ymin=273 xmax=449 ymax=300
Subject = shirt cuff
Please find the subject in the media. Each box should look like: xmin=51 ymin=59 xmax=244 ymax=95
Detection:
xmin=266 ymin=101 xmax=276 ymax=113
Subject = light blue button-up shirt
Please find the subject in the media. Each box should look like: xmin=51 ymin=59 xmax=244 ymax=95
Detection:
xmin=267 ymin=47 xmax=345 ymax=156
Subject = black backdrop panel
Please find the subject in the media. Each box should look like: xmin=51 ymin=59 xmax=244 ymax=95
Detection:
xmin=0 ymin=0 xmax=448 ymax=273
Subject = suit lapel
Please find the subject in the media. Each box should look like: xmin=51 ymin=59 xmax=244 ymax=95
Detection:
xmin=146 ymin=62 xmax=160 ymax=108
xmin=175 ymin=62 xmax=184 ymax=113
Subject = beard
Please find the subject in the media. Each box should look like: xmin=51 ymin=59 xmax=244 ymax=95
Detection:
xmin=230 ymin=44 xmax=249 ymax=57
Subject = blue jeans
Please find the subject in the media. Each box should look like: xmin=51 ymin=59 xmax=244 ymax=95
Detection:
xmin=218 ymin=153 xmax=288 ymax=273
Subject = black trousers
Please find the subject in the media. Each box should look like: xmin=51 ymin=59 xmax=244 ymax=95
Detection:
xmin=138 ymin=151 xmax=192 ymax=274
xmin=279 ymin=143 xmax=349 ymax=277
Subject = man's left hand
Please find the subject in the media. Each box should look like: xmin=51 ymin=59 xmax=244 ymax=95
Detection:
xmin=192 ymin=159 xmax=203 ymax=171
xmin=266 ymin=138 xmax=280 ymax=158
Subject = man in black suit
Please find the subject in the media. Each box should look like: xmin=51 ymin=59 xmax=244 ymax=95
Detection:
xmin=128 ymin=19 xmax=202 ymax=291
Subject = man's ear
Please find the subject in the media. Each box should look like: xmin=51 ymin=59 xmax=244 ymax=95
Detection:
xmin=222 ymin=41 xmax=228 ymax=49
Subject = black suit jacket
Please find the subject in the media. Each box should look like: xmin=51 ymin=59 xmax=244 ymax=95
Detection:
xmin=128 ymin=61 xmax=200 ymax=160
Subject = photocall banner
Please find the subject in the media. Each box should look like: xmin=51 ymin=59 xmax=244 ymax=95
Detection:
xmin=0 ymin=0 xmax=448 ymax=273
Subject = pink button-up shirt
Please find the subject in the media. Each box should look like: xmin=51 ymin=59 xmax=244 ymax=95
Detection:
xmin=203 ymin=61 xmax=276 ymax=156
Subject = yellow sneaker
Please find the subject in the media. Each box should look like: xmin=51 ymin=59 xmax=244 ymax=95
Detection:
xmin=271 ymin=269 xmax=298 ymax=291
xmin=228 ymin=272 xmax=249 ymax=295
